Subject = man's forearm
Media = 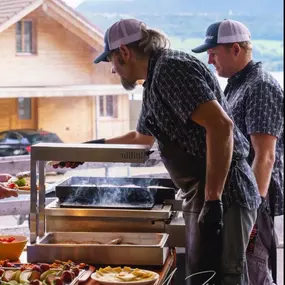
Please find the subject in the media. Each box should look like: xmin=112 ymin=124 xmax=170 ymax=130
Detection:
xmin=252 ymin=155 xmax=275 ymax=197
xmin=106 ymin=131 xmax=154 ymax=146
xmin=205 ymin=126 xmax=233 ymax=200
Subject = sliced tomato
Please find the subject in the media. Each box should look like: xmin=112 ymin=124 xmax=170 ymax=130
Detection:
xmin=8 ymin=237 xmax=15 ymax=242
xmin=0 ymin=236 xmax=16 ymax=243
xmin=7 ymin=183 xmax=16 ymax=189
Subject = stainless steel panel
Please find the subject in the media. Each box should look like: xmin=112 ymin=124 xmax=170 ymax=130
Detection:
xmin=27 ymin=232 xmax=169 ymax=266
xmin=31 ymin=143 xmax=150 ymax=163
xmin=164 ymin=199 xmax=183 ymax=211
xmin=30 ymin=159 xmax=38 ymax=244
xmin=46 ymin=216 xmax=166 ymax=233
xmin=45 ymin=200 xmax=172 ymax=219
xmin=38 ymin=160 xmax=46 ymax=238
xmin=165 ymin=212 xmax=186 ymax=247
xmin=39 ymin=232 xmax=168 ymax=246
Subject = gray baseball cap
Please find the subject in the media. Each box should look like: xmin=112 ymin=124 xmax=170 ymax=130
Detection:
xmin=94 ymin=19 xmax=145 ymax=63
xmin=192 ymin=19 xmax=251 ymax=53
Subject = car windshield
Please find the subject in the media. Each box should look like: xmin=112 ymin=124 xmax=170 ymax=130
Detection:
xmin=26 ymin=133 xmax=62 ymax=144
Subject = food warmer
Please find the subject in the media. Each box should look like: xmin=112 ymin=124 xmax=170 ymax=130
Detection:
xmin=27 ymin=143 xmax=185 ymax=266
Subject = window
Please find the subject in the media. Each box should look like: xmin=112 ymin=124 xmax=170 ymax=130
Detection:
xmin=16 ymin=20 xmax=36 ymax=54
xmin=18 ymin=98 xmax=32 ymax=120
xmin=99 ymin=95 xmax=118 ymax=117
xmin=7 ymin=132 xmax=21 ymax=141
xmin=0 ymin=132 xmax=7 ymax=142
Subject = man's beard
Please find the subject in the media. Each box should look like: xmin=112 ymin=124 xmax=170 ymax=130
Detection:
xmin=121 ymin=76 xmax=137 ymax=91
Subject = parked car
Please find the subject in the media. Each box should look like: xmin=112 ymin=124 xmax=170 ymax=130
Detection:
xmin=0 ymin=129 xmax=63 ymax=156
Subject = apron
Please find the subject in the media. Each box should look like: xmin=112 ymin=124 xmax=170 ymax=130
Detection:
xmin=145 ymin=118 xmax=222 ymax=285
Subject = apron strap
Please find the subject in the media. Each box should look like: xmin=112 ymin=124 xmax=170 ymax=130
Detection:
xmin=268 ymin=185 xmax=277 ymax=284
xmin=269 ymin=197 xmax=277 ymax=284
xmin=270 ymin=231 xmax=277 ymax=284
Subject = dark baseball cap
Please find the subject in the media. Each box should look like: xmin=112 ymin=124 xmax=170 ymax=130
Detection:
xmin=192 ymin=19 xmax=251 ymax=53
xmin=94 ymin=19 xmax=145 ymax=63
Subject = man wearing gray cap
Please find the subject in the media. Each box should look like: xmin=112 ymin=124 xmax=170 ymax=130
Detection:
xmin=58 ymin=19 xmax=261 ymax=284
xmin=193 ymin=19 xmax=284 ymax=285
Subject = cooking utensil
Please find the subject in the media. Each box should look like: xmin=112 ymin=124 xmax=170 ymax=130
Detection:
xmin=78 ymin=265 xmax=95 ymax=283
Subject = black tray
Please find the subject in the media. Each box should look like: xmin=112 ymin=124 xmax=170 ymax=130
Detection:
xmin=56 ymin=176 xmax=176 ymax=207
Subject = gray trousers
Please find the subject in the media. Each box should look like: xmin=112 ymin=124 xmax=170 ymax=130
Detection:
xmin=183 ymin=204 xmax=257 ymax=285
xmin=246 ymin=210 xmax=276 ymax=285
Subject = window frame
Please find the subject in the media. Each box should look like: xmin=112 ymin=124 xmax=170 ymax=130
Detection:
xmin=18 ymin=97 xmax=32 ymax=120
xmin=99 ymin=95 xmax=118 ymax=118
xmin=15 ymin=19 xmax=37 ymax=55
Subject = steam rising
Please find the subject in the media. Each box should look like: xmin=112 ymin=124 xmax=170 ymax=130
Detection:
xmin=59 ymin=177 xmax=158 ymax=209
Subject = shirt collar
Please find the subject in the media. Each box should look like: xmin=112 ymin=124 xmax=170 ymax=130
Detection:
xmin=228 ymin=61 xmax=262 ymax=84
xmin=143 ymin=50 xmax=163 ymax=88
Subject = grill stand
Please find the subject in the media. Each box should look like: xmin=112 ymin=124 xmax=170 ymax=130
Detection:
xmin=29 ymin=143 xmax=151 ymax=244
xmin=28 ymin=142 xmax=186 ymax=266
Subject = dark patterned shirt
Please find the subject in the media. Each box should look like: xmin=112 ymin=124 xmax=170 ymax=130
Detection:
xmin=225 ymin=61 xmax=284 ymax=216
xmin=137 ymin=49 xmax=261 ymax=210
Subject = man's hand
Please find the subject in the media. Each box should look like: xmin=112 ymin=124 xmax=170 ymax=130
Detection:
xmin=198 ymin=199 xmax=223 ymax=282
xmin=198 ymin=200 xmax=223 ymax=236
xmin=51 ymin=132 xmax=154 ymax=169
xmin=0 ymin=183 xmax=18 ymax=199
xmin=51 ymin=138 xmax=106 ymax=169
xmin=0 ymin=173 xmax=12 ymax=183
xmin=51 ymin=161 xmax=84 ymax=169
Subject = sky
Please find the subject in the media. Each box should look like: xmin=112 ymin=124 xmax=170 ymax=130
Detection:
xmin=63 ymin=0 xmax=85 ymax=8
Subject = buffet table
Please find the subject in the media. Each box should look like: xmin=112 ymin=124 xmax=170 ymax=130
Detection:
xmin=19 ymin=249 xmax=176 ymax=285
xmin=10 ymin=143 xmax=181 ymax=285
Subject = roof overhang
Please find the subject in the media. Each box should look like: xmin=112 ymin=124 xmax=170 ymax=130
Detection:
xmin=0 ymin=0 xmax=44 ymax=33
xmin=0 ymin=0 xmax=104 ymax=51
xmin=42 ymin=0 xmax=104 ymax=50
xmin=0 ymin=85 xmax=144 ymax=98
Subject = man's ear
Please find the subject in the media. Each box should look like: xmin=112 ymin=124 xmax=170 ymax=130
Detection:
xmin=233 ymin=43 xmax=241 ymax=56
xmin=119 ymin=44 xmax=131 ymax=61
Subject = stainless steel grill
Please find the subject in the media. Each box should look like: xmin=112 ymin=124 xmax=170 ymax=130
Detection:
xmin=27 ymin=143 xmax=185 ymax=265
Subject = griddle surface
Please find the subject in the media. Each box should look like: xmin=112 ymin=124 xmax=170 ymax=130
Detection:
xmin=60 ymin=201 xmax=155 ymax=210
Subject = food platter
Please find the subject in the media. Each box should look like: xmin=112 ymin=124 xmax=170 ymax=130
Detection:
xmin=0 ymin=260 xmax=93 ymax=285
xmin=3 ymin=175 xmax=37 ymax=193
xmin=16 ymin=184 xmax=54 ymax=195
xmin=2 ymin=174 xmax=54 ymax=195
xmin=2 ymin=172 xmax=53 ymax=194
xmin=91 ymin=266 xmax=159 ymax=285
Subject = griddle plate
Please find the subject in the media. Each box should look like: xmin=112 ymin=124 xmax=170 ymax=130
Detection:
xmin=60 ymin=201 xmax=155 ymax=210
xmin=58 ymin=185 xmax=155 ymax=210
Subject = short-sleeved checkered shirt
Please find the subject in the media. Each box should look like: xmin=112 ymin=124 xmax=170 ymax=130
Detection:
xmin=225 ymin=61 xmax=284 ymax=216
xmin=137 ymin=49 xmax=261 ymax=210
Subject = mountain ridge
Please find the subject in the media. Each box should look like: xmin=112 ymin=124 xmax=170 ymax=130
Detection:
xmin=76 ymin=0 xmax=284 ymax=71
xmin=77 ymin=0 xmax=283 ymax=15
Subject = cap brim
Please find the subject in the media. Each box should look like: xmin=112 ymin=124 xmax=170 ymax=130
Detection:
xmin=94 ymin=51 xmax=111 ymax=64
xmin=192 ymin=43 xmax=218 ymax=53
